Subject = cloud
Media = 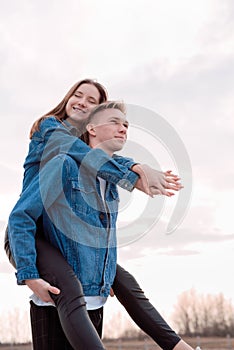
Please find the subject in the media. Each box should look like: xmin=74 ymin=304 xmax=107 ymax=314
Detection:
xmin=198 ymin=0 xmax=234 ymax=55
xmin=109 ymin=52 xmax=234 ymax=195
xmin=0 ymin=0 xmax=233 ymax=175
xmin=160 ymin=249 xmax=200 ymax=256
xmin=0 ymin=0 xmax=233 ymax=265
xmin=117 ymin=214 xmax=234 ymax=262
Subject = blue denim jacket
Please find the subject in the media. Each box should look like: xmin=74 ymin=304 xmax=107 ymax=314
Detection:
xmin=22 ymin=117 xmax=138 ymax=192
xmin=8 ymin=117 xmax=138 ymax=296
xmin=9 ymin=154 xmax=120 ymax=297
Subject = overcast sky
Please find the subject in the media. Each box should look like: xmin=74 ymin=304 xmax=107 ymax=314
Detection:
xmin=0 ymin=0 xmax=234 ymax=342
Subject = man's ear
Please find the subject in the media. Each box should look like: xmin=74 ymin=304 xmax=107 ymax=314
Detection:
xmin=86 ymin=123 xmax=96 ymax=137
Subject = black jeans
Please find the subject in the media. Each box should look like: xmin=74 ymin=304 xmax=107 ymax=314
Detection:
xmin=30 ymin=301 xmax=103 ymax=350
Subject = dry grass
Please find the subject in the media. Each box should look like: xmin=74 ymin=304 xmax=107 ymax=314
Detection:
xmin=104 ymin=337 xmax=234 ymax=349
xmin=0 ymin=337 xmax=233 ymax=349
xmin=0 ymin=346 xmax=32 ymax=350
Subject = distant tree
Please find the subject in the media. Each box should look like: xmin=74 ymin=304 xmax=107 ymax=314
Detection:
xmin=103 ymin=309 xmax=148 ymax=340
xmin=137 ymin=329 xmax=149 ymax=341
xmin=103 ymin=310 xmax=139 ymax=339
xmin=171 ymin=288 xmax=198 ymax=335
xmin=121 ymin=327 xmax=139 ymax=339
xmin=172 ymin=289 xmax=234 ymax=336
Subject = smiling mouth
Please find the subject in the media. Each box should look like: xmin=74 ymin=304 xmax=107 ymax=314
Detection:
xmin=72 ymin=107 xmax=88 ymax=113
xmin=115 ymin=136 xmax=126 ymax=141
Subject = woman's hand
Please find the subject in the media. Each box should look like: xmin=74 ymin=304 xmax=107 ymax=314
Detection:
xmin=25 ymin=278 xmax=60 ymax=304
xmin=132 ymin=164 xmax=183 ymax=197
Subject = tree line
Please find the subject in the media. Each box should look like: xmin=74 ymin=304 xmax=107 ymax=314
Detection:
xmin=1 ymin=288 xmax=234 ymax=343
xmin=108 ymin=289 xmax=234 ymax=340
xmin=171 ymin=288 xmax=234 ymax=337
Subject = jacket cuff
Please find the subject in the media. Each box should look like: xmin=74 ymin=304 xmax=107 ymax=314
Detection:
xmin=16 ymin=271 xmax=40 ymax=285
xmin=117 ymin=170 xmax=139 ymax=192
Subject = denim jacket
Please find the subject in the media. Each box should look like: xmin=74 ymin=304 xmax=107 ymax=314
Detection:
xmin=8 ymin=154 xmax=120 ymax=297
xmin=5 ymin=118 xmax=138 ymax=264
xmin=8 ymin=117 xmax=138 ymax=296
xmin=21 ymin=117 xmax=138 ymax=192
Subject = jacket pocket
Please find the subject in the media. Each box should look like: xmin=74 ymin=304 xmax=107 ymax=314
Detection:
xmin=71 ymin=180 xmax=98 ymax=215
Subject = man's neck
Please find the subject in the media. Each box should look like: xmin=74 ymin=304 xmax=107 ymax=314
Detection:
xmin=88 ymin=141 xmax=113 ymax=157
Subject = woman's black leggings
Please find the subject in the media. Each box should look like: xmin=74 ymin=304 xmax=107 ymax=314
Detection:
xmin=35 ymin=236 xmax=181 ymax=350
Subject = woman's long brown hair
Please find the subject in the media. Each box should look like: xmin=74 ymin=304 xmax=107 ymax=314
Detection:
xmin=29 ymin=79 xmax=108 ymax=139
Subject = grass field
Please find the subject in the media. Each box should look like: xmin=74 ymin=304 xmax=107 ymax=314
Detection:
xmin=0 ymin=337 xmax=233 ymax=349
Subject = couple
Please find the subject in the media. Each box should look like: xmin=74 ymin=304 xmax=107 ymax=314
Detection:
xmin=6 ymin=79 xmax=194 ymax=350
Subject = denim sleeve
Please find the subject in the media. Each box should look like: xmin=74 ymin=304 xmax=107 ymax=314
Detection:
xmin=112 ymin=154 xmax=137 ymax=169
xmin=8 ymin=157 xmax=64 ymax=285
xmin=39 ymin=118 xmax=139 ymax=191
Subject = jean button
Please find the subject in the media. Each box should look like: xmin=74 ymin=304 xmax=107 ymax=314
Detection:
xmin=99 ymin=213 xmax=105 ymax=220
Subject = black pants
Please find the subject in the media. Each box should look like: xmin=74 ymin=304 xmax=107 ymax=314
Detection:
xmin=30 ymin=301 xmax=103 ymax=350
xmin=34 ymin=236 xmax=181 ymax=350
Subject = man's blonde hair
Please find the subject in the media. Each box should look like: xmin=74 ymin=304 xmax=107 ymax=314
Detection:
xmin=81 ymin=101 xmax=127 ymax=144
xmin=88 ymin=100 xmax=126 ymax=123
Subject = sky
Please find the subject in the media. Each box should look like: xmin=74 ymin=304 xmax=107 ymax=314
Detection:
xmin=0 ymin=0 xmax=234 ymax=342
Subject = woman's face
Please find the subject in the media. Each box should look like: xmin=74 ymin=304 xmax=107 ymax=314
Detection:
xmin=65 ymin=83 xmax=100 ymax=126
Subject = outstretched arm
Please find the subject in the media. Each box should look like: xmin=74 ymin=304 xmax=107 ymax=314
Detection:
xmin=39 ymin=117 xmax=138 ymax=191
xmin=39 ymin=118 xmax=182 ymax=196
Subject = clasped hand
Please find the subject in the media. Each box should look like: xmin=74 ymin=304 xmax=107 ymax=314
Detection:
xmin=132 ymin=164 xmax=183 ymax=197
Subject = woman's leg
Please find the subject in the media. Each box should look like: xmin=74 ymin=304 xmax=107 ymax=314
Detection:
xmin=112 ymin=264 xmax=185 ymax=350
xmin=35 ymin=235 xmax=105 ymax=350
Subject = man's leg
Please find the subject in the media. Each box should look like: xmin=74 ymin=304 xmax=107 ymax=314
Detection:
xmin=88 ymin=308 xmax=104 ymax=338
xmin=30 ymin=301 xmax=73 ymax=350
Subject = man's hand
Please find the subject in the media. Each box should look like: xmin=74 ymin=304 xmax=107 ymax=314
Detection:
xmin=132 ymin=164 xmax=183 ymax=197
xmin=25 ymin=278 xmax=60 ymax=304
xmin=109 ymin=288 xmax=115 ymax=297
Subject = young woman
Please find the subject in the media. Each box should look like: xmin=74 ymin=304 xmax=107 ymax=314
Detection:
xmin=6 ymin=79 xmax=193 ymax=350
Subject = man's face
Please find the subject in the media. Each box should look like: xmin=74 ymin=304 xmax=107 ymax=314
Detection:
xmin=90 ymin=108 xmax=129 ymax=155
